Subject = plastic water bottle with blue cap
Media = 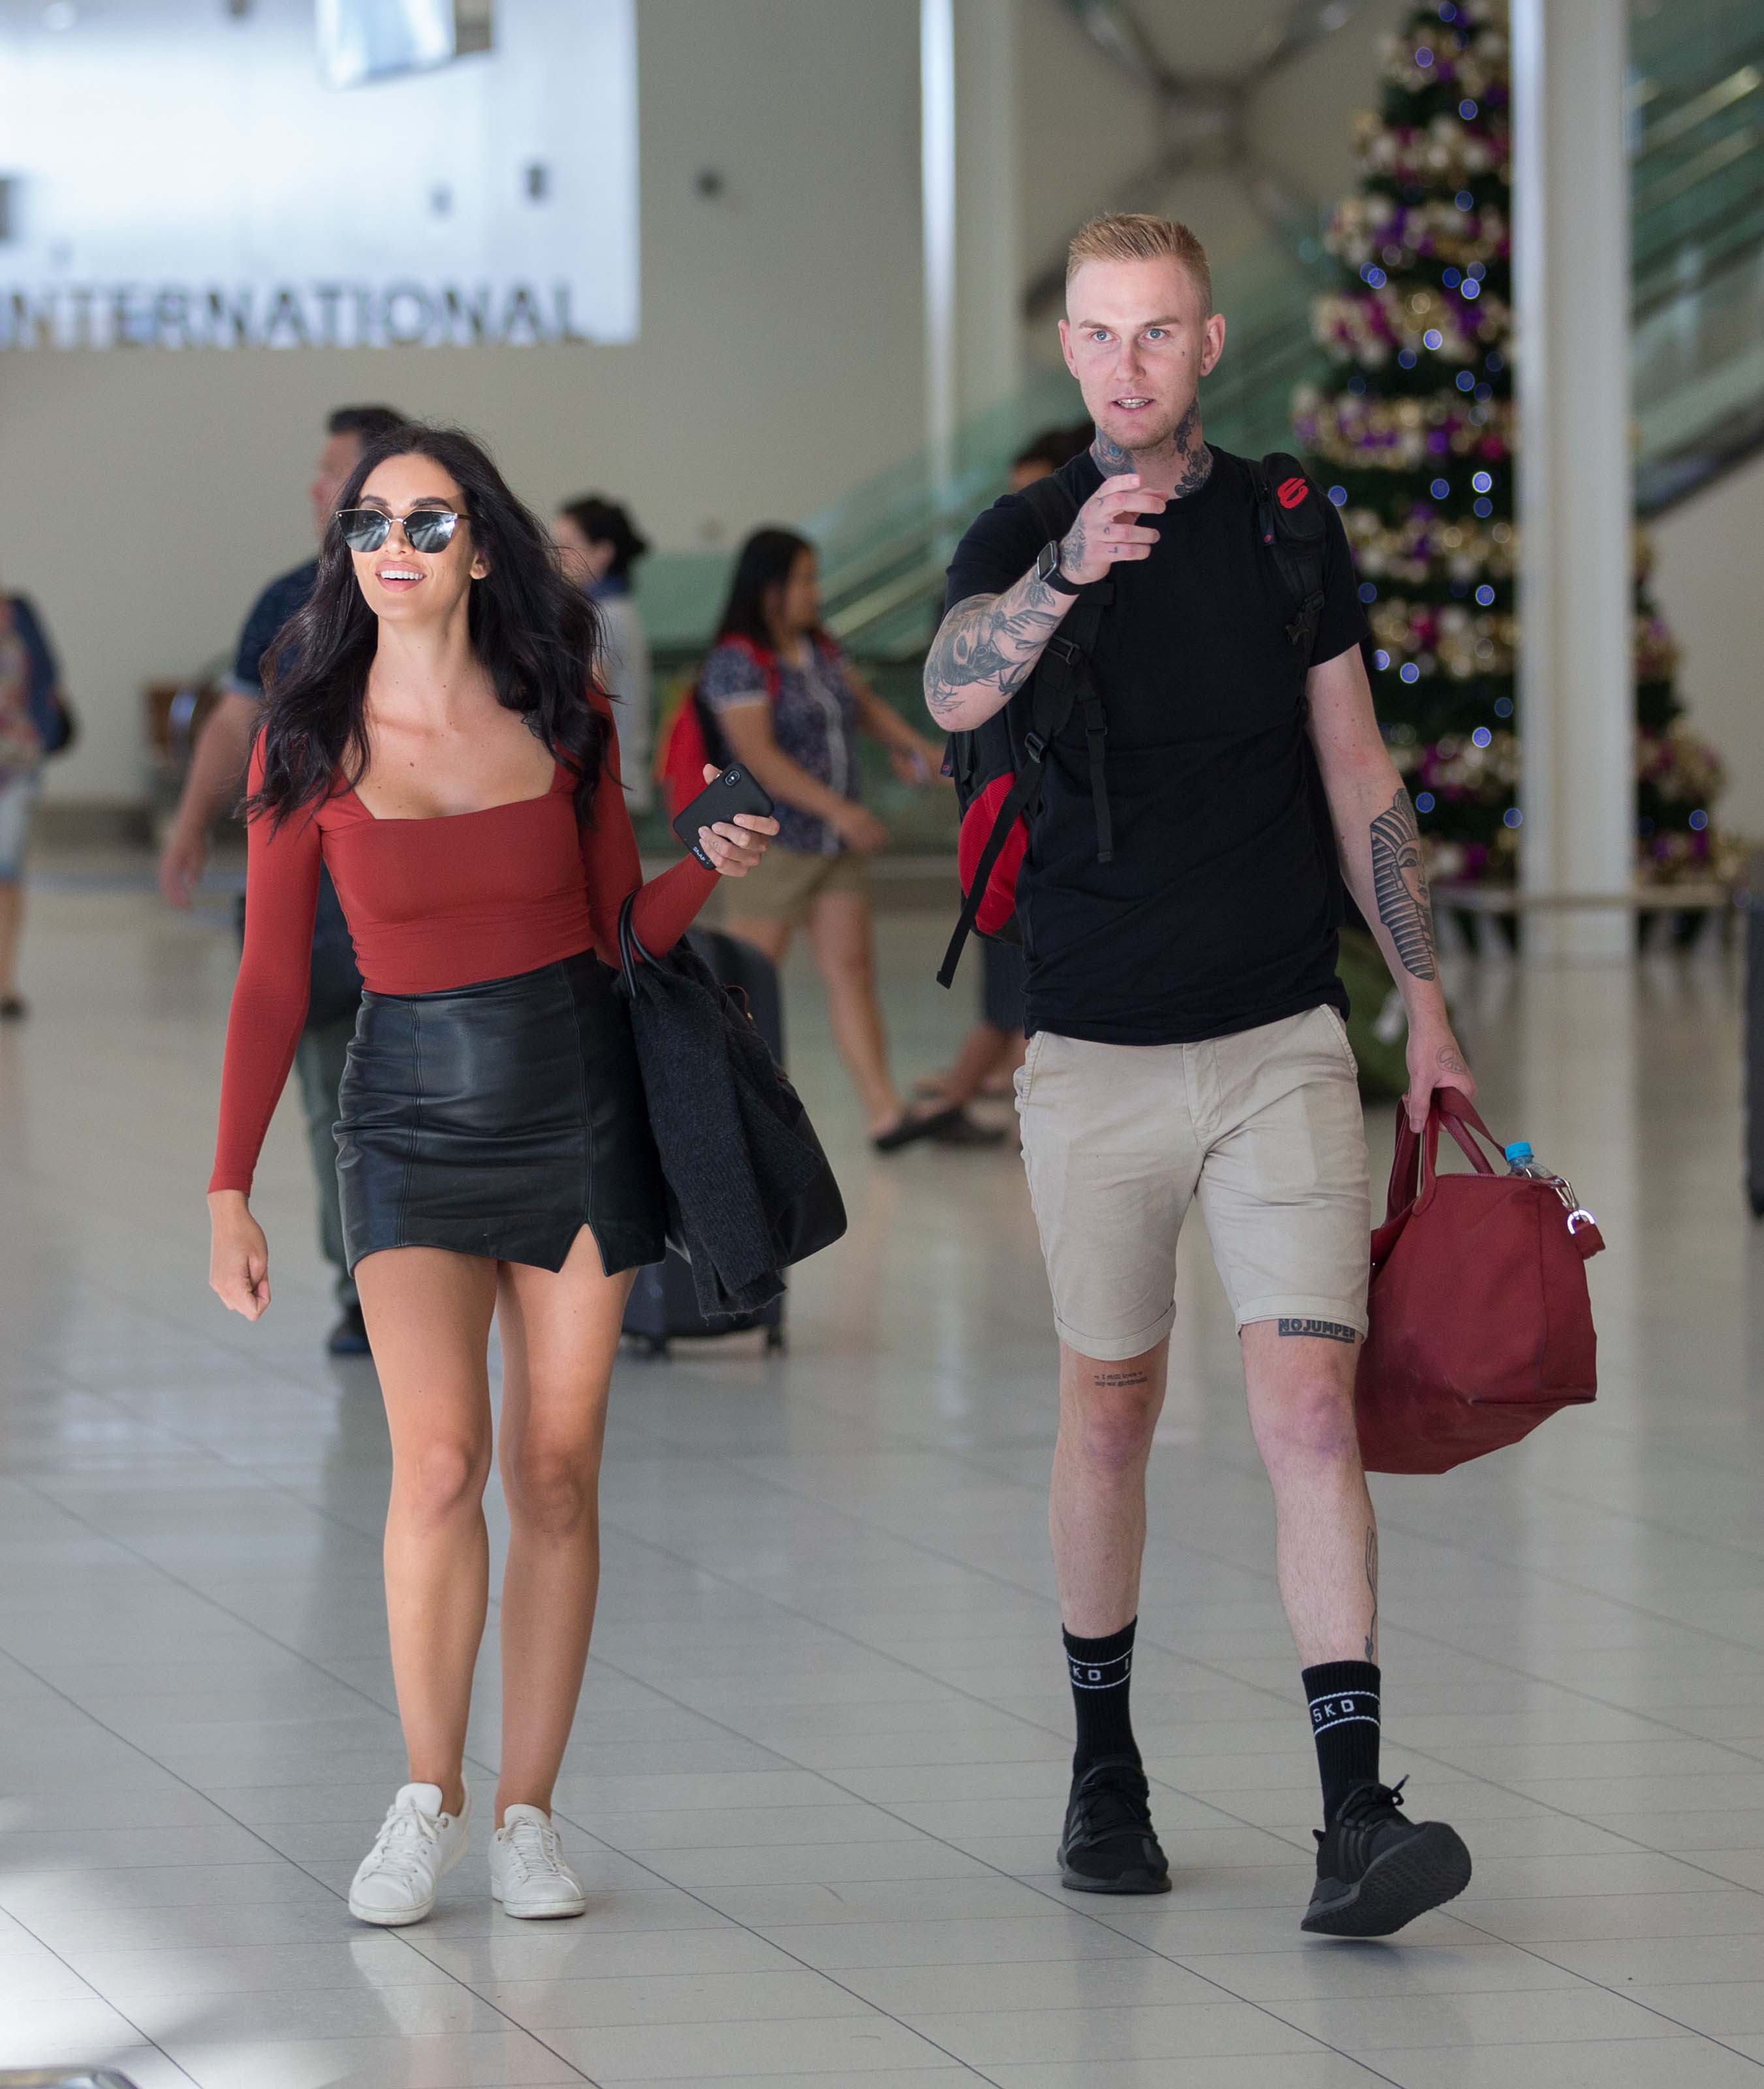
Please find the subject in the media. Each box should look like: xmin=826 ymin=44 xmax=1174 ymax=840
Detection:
xmin=1504 ymin=1140 xmax=1550 ymax=1180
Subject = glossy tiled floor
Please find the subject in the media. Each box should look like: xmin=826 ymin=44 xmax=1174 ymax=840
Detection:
xmin=3 ymin=872 xmax=1763 ymax=2089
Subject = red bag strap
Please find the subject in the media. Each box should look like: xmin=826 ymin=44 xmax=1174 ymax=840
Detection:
xmin=1384 ymin=1086 xmax=1503 ymax=1223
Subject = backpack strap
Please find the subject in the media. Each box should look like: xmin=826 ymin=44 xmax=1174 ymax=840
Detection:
xmin=934 ymin=578 xmax=1112 ymax=991
xmin=1016 ymin=469 xmax=1083 ymax=549
xmin=1249 ymin=452 xmax=1330 ymax=659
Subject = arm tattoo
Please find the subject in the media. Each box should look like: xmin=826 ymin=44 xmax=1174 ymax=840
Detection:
xmin=1369 ymin=787 xmax=1438 ymax=981
xmin=1364 ymin=1526 xmax=1379 ymax=1663
xmin=1277 ymin=1317 xmax=1359 ymax=1344
xmin=923 ymin=578 xmax=1069 ymax=725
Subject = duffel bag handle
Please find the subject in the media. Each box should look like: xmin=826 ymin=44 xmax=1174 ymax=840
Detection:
xmin=1385 ymin=1086 xmax=1504 ymax=1224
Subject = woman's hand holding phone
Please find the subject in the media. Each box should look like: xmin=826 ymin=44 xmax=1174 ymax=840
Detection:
xmin=680 ymin=764 xmax=779 ymax=878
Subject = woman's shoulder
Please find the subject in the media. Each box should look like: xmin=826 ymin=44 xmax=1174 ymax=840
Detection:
xmin=699 ymin=636 xmax=772 ymax=704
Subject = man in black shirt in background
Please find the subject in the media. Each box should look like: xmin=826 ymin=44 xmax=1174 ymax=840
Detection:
xmin=926 ymin=215 xmax=1476 ymax=1936
xmin=161 ymin=404 xmax=407 ymax=1355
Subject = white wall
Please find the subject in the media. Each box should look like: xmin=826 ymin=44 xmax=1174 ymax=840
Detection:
xmin=1 ymin=0 xmax=926 ymax=804
xmin=1649 ymin=448 xmax=1764 ymax=843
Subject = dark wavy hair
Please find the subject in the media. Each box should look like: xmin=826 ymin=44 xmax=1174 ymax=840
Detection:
xmin=252 ymin=424 xmax=605 ymax=828
xmin=714 ymin=526 xmax=820 ymax=650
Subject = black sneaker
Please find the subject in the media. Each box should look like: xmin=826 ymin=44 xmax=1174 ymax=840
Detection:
xmin=326 ymin=1304 xmax=372 ymax=1357
xmin=1301 ymin=1778 xmax=1472 ymax=1937
xmin=1058 ymin=1757 xmax=1171 ymax=1895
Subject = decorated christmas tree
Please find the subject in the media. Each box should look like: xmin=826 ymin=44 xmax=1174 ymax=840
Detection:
xmin=1292 ymin=0 xmax=1727 ymax=889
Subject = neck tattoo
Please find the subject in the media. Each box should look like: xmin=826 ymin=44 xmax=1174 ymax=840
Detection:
xmin=1090 ymin=400 xmax=1213 ymax=499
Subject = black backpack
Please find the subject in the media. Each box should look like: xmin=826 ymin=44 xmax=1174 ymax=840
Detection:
xmin=936 ymin=450 xmax=1332 ymax=990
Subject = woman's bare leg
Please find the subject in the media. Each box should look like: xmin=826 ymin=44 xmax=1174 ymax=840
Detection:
xmin=806 ymin=887 xmax=906 ymax=1135
xmin=353 ymin=1246 xmax=499 ymax=1814
xmin=492 ymin=1227 xmax=635 ymax=1824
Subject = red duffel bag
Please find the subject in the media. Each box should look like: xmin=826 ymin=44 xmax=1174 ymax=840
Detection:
xmin=1356 ymin=1088 xmax=1605 ymax=1475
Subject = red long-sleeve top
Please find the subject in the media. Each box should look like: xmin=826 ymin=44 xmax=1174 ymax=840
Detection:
xmin=210 ymin=708 xmax=716 ymax=1196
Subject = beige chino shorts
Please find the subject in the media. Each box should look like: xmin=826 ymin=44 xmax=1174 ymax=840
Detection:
xmin=1015 ymin=1005 xmax=1372 ymax=1361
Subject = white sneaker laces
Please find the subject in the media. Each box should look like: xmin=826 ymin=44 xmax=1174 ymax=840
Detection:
xmin=366 ymin=1798 xmax=443 ymax=1889
xmin=503 ymin=1814 xmax=563 ymax=1882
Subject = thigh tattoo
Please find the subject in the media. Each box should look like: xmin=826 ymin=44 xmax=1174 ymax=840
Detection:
xmin=1276 ymin=1317 xmax=1359 ymax=1344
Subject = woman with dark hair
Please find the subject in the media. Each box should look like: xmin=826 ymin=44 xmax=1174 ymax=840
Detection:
xmin=207 ymin=426 xmax=775 ymax=1928
xmin=552 ymin=494 xmax=654 ymax=812
xmin=700 ymin=527 xmax=993 ymax=1152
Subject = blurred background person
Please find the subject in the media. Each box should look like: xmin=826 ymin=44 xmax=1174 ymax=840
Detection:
xmin=159 ymin=402 xmax=408 ymax=1355
xmin=553 ymin=495 xmax=654 ymax=813
xmin=0 ymin=581 xmax=71 ymax=1020
xmin=917 ymin=424 xmax=1095 ymax=1120
xmin=700 ymin=526 xmax=996 ymax=1153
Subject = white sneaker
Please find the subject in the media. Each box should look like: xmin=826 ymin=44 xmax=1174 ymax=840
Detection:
xmin=491 ymin=1803 xmax=587 ymax=1919
xmin=348 ymin=1782 xmax=471 ymax=1926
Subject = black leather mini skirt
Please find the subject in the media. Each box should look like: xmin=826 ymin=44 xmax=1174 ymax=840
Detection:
xmin=335 ymin=950 xmax=666 ymax=1276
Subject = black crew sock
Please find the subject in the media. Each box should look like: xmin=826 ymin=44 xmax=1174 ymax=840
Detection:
xmin=1302 ymin=1660 xmax=1381 ymax=1821
xmin=1063 ymin=1618 xmax=1140 ymax=1776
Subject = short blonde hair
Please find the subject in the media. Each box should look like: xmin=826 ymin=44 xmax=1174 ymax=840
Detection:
xmin=1065 ymin=213 xmax=1213 ymax=318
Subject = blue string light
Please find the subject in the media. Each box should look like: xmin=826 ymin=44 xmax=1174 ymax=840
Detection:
xmin=1471 ymin=469 xmax=1493 ymax=492
xmin=1374 ymin=649 xmax=1391 ymax=671
xmin=1504 ymin=808 xmax=1523 ymax=828
xmin=1455 ymin=190 xmax=1474 ymax=211
xmin=1475 ymin=584 xmax=1495 ymax=606
xmin=1690 ymin=809 xmax=1710 ymax=831
xmin=1415 ymin=791 xmax=1436 ymax=812
xmin=1328 ymin=485 xmax=1347 ymax=506
xmin=1399 ymin=662 xmax=1421 ymax=684
xmin=1456 ymin=370 xmax=1475 ymax=392
xmin=1494 ymin=697 xmax=1514 ymax=717
xmin=1430 ymin=477 xmax=1451 ymax=498
xmin=1398 ymin=348 xmax=1419 ymax=369
xmin=1443 ymin=267 xmax=1462 ymax=289
xmin=1358 ymin=581 xmax=1378 ymax=603
xmin=1475 ymin=381 xmax=1493 ymax=400
xmin=1458 ymin=98 xmax=1477 ymax=118
xmin=1423 ymin=328 xmax=1444 ymax=350
xmin=1473 ymin=496 xmax=1493 ymax=518
xmin=1416 ymin=46 xmax=1434 ymax=67
xmin=1461 ymin=279 xmax=1481 ymax=300
xmin=1472 ymin=727 xmax=1492 ymax=748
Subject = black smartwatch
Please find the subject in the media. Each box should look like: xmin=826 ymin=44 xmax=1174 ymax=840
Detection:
xmin=1036 ymin=540 xmax=1082 ymax=595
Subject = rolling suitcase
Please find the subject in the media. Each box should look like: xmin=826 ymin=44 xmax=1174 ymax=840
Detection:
xmin=622 ymin=927 xmax=789 ymax=1357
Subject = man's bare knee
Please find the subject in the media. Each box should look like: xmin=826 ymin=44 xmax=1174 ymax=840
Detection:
xmin=1253 ymin=1375 xmax=1361 ymax=1469
xmin=1062 ymin=1350 xmax=1167 ymax=1477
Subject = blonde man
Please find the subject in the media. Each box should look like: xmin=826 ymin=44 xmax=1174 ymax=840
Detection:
xmin=925 ymin=215 xmax=1475 ymax=1936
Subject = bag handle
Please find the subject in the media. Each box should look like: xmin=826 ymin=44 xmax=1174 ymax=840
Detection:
xmin=616 ymin=891 xmax=656 ymax=1000
xmin=1384 ymin=1086 xmax=1503 ymax=1223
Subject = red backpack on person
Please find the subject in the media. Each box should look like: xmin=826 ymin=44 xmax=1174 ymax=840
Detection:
xmin=655 ymin=633 xmax=841 ymax=822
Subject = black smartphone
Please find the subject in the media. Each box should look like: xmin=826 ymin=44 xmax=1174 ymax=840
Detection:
xmin=672 ymin=764 xmax=776 ymax=869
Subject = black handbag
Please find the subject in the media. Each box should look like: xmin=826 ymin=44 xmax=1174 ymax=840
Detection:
xmin=616 ymin=896 xmax=846 ymax=1312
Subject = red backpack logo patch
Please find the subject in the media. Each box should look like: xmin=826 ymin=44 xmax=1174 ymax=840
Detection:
xmin=1277 ymin=475 xmax=1309 ymax=510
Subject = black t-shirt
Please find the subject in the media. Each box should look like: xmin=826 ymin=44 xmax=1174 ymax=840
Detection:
xmin=944 ymin=447 xmax=1370 ymax=1047
xmin=228 ymin=558 xmax=319 ymax=697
